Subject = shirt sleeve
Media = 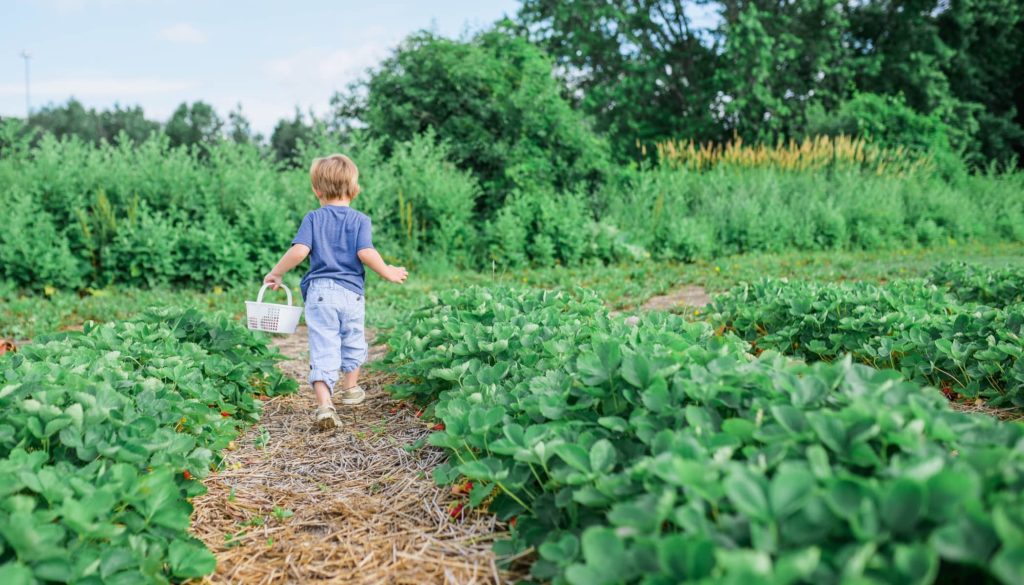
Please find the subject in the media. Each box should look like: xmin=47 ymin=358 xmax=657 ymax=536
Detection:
xmin=292 ymin=213 xmax=313 ymax=248
xmin=356 ymin=215 xmax=374 ymax=251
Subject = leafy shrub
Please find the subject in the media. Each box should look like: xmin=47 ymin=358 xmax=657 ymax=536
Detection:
xmin=381 ymin=285 xmax=1024 ymax=584
xmin=0 ymin=191 xmax=84 ymax=291
xmin=602 ymin=165 xmax=1024 ymax=258
xmin=0 ymin=308 xmax=296 ymax=582
xmin=485 ymin=190 xmax=598 ymax=267
xmin=100 ymin=207 xmax=182 ymax=288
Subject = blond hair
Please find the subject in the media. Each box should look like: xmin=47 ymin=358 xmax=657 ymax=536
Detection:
xmin=310 ymin=154 xmax=360 ymax=200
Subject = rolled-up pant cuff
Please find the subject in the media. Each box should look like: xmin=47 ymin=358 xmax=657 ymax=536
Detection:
xmin=308 ymin=367 xmax=338 ymax=392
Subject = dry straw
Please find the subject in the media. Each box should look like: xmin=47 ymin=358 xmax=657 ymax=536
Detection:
xmin=189 ymin=330 xmax=526 ymax=584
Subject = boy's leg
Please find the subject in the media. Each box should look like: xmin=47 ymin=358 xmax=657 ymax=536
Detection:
xmin=338 ymin=291 xmax=369 ymax=405
xmin=312 ymin=381 xmax=333 ymax=407
xmin=340 ymin=368 xmax=360 ymax=392
xmin=306 ymin=295 xmax=343 ymax=410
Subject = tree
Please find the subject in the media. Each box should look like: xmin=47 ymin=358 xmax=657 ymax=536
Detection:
xmin=164 ymin=101 xmax=224 ymax=150
xmin=518 ymin=0 xmax=722 ymax=153
xmin=935 ymin=0 xmax=1024 ymax=164
xmin=715 ymin=0 xmax=853 ymax=139
xmin=226 ymin=103 xmax=260 ymax=145
xmin=270 ymin=109 xmax=316 ymax=166
xmin=334 ymin=25 xmax=610 ymax=214
xmin=25 ymin=99 xmax=158 ymax=145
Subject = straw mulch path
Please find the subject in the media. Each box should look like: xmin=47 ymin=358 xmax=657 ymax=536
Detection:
xmin=189 ymin=326 xmax=518 ymax=584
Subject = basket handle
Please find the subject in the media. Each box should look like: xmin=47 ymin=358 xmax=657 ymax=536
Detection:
xmin=257 ymin=283 xmax=294 ymax=306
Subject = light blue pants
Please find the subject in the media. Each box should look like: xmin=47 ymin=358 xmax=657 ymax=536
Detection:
xmin=304 ymin=279 xmax=368 ymax=391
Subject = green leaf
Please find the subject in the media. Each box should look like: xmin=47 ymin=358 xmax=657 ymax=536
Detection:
xmin=725 ymin=469 xmax=770 ymax=522
xmin=805 ymin=445 xmax=832 ymax=480
xmin=539 ymin=533 xmax=580 ymax=565
xmin=992 ymin=544 xmax=1024 ymax=585
xmin=770 ymin=405 xmax=807 ymax=434
xmin=930 ymin=515 xmax=999 ymax=564
xmin=469 ymin=482 xmax=493 ymax=508
xmin=555 ymin=443 xmax=591 ymax=473
xmin=597 ymin=416 xmax=629 ymax=433
xmin=0 ymin=562 xmax=33 ymax=585
xmin=589 ymin=439 xmax=616 ymax=474
xmin=806 ymin=412 xmax=846 ymax=453
xmin=769 ymin=465 xmax=816 ymax=518
xmin=457 ymin=459 xmax=508 ymax=482
xmin=722 ymin=418 xmax=755 ymax=442
xmin=168 ymin=539 xmax=217 ymax=578
xmin=621 ymin=351 xmax=651 ymax=388
xmin=657 ymin=534 xmax=716 ymax=580
xmin=580 ymin=527 xmax=628 ymax=578
xmin=577 ymin=340 xmax=621 ymax=386
xmin=881 ymin=478 xmax=926 ymax=534
xmin=775 ymin=547 xmax=820 ymax=584
xmin=893 ymin=544 xmax=939 ymax=585
xmin=641 ymin=377 xmax=671 ymax=412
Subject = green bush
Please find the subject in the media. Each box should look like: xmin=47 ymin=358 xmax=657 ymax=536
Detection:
xmin=0 ymin=191 xmax=84 ymax=291
xmin=603 ymin=165 xmax=1024 ymax=258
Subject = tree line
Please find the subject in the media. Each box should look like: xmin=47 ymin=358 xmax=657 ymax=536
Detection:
xmin=3 ymin=0 xmax=1021 ymax=174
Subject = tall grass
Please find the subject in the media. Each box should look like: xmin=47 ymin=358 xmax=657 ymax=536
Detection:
xmin=656 ymin=134 xmax=932 ymax=175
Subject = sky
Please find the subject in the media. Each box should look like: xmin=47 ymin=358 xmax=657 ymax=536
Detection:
xmin=1 ymin=0 xmax=520 ymax=133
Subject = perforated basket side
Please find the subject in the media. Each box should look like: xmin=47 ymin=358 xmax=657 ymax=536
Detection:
xmin=246 ymin=301 xmax=301 ymax=334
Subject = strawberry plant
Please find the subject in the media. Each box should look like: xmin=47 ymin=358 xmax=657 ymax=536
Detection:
xmin=381 ymin=285 xmax=1024 ymax=585
xmin=0 ymin=308 xmax=296 ymax=583
xmin=710 ymin=278 xmax=1024 ymax=407
xmin=929 ymin=261 xmax=1024 ymax=308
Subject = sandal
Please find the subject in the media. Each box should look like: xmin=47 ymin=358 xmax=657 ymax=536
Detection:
xmin=339 ymin=385 xmax=366 ymax=405
xmin=315 ymin=404 xmax=340 ymax=430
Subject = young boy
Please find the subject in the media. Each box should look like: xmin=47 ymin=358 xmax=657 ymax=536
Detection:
xmin=264 ymin=154 xmax=408 ymax=430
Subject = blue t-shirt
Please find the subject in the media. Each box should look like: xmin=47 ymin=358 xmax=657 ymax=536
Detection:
xmin=291 ymin=206 xmax=374 ymax=300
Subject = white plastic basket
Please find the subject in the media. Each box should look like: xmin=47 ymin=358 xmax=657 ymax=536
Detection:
xmin=245 ymin=284 xmax=303 ymax=334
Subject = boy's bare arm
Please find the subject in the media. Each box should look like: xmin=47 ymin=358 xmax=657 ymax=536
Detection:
xmin=357 ymin=248 xmax=408 ymax=284
xmin=264 ymin=244 xmax=310 ymax=289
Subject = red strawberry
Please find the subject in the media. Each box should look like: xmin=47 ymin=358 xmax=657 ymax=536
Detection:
xmin=509 ymin=516 xmax=518 ymax=528
xmin=183 ymin=470 xmax=192 ymax=481
xmin=449 ymin=503 xmax=464 ymax=518
xmin=432 ymin=423 xmax=445 ymax=431
xmin=221 ymin=411 xmax=230 ymax=418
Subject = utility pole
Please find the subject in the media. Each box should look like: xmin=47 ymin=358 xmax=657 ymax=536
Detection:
xmin=20 ymin=50 xmax=31 ymax=119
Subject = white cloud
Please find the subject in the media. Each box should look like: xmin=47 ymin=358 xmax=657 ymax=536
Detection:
xmin=0 ymin=77 xmax=194 ymax=98
xmin=159 ymin=23 xmax=206 ymax=45
xmin=265 ymin=34 xmax=397 ymax=89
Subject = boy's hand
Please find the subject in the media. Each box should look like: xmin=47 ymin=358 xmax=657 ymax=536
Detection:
xmin=263 ymin=272 xmax=283 ymax=290
xmin=385 ymin=265 xmax=409 ymax=284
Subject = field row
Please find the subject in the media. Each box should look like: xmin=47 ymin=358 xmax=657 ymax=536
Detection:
xmin=710 ymin=262 xmax=1024 ymax=408
xmin=379 ymin=286 xmax=1024 ymax=584
xmin=0 ymin=310 xmax=295 ymax=583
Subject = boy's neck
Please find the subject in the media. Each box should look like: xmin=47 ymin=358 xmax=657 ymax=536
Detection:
xmin=320 ymin=199 xmax=352 ymax=207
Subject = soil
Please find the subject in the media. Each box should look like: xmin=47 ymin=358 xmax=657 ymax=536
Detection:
xmin=639 ymin=284 xmax=712 ymax=312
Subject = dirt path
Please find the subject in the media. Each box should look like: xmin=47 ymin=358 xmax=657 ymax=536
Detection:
xmin=640 ymin=284 xmax=711 ymax=312
xmin=190 ymin=327 xmax=513 ymax=585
